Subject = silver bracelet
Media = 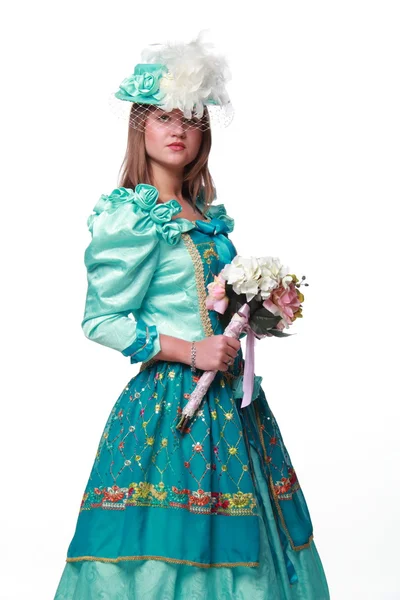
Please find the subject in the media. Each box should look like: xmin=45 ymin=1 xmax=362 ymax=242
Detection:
xmin=190 ymin=341 xmax=197 ymax=372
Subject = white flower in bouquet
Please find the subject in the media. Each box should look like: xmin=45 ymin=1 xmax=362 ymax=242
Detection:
xmin=220 ymin=256 xmax=262 ymax=301
xmin=258 ymin=257 xmax=293 ymax=300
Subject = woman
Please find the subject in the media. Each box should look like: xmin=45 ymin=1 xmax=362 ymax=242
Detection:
xmin=54 ymin=32 xmax=330 ymax=599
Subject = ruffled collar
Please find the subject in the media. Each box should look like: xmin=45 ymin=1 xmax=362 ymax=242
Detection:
xmin=128 ymin=184 xmax=235 ymax=243
xmin=90 ymin=184 xmax=235 ymax=246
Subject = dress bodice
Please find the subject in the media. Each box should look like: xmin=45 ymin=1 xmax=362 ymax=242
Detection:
xmin=81 ymin=183 xmax=239 ymax=364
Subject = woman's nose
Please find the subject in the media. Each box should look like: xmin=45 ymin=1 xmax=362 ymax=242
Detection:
xmin=169 ymin=116 xmax=187 ymax=134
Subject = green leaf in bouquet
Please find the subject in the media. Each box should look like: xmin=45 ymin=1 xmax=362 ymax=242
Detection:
xmin=249 ymin=304 xmax=276 ymax=319
xmin=250 ymin=313 xmax=281 ymax=337
xmin=248 ymin=296 xmax=262 ymax=315
xmin=221 ymin=296 xmax=245 ymax=326
xmin=267 ymin=329 xmax=294 ymax=338
xmin=232 ymin=294 xmax=248 ymax=314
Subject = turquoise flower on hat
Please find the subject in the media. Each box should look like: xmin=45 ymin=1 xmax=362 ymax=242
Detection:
xmin=115 ymin=65 xmax=168 ymax=103
xmin=121 ymin=72 xmax=160 ymax=98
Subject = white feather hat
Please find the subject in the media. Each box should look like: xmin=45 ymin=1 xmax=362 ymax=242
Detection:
xmin=109 ymin=30 xmax=234 ymax=132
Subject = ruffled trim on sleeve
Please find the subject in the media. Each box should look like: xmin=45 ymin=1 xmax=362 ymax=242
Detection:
xmin=121 ymin=318 xmax=161 ymax=364
xmin=86 ymin=184 xmax=194 ymax=246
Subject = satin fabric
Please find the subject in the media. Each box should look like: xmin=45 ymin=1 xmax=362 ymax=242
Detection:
xmin=55 ymin=184 xmax=330 ymax=598
xmin=81 ymin=184 xmax=237 ymax=364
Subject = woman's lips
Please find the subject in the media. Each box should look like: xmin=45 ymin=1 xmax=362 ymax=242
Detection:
xmin=167 ymin=144 xmax=185 ymax=151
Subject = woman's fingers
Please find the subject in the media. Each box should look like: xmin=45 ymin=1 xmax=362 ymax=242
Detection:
xmin=224 ymin=336 xmax=241 ymax=351
xmin=223 ymin=345 xmax=239 ymax=366
xmin=225 ymin=348 xmax=237 ymax=361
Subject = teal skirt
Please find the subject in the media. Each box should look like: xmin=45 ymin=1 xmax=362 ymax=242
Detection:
xmin=54 ymin=358 xmax=330 ymax=599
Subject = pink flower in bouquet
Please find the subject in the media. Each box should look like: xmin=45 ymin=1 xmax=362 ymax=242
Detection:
xmin=263 ymin=281 xmax=302 ymax=328
xmin=206 ymin=274 xmax=229 ymax=314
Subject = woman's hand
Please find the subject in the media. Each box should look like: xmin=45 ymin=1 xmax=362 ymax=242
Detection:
xmin=154 ymin=334 xmax=240 ymax=371
xmin=194 ymin=335 xmax=241 ymax=371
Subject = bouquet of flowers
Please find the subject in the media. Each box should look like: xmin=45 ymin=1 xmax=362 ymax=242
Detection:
xmin=176 ymin=256 xmax=308 ymax=434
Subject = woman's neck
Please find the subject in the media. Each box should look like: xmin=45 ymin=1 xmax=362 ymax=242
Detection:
xmin=149 ymin=162 xmax=184 ymax=203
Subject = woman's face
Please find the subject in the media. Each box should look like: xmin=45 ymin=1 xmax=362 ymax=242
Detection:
xmin=144 ymin=107 xmax=203 ymax=170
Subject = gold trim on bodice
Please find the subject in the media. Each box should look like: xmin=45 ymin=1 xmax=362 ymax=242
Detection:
xmin=181 ymin=232 xmax=214 ymax=338
xmin=140 ymin=231 xmax=214 ymax=372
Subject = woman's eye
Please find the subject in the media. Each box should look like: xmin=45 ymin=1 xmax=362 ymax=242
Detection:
xmin=156 ymin=114 xmax=198 ymax=125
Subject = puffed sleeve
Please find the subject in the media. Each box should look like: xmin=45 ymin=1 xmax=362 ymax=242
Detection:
xmin=81 ymin=186 xmax=162 ymax=364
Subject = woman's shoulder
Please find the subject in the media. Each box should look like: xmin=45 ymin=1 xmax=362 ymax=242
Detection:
xmin=86 ymin=184 xmax=189 ymax=245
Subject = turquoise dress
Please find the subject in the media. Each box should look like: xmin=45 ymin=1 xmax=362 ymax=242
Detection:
xmin=54 ymin=184 xmax=330 ymax=599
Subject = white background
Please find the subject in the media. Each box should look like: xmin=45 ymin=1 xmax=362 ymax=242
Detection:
xmin=1 ymin=1 xmax=399 ymax=598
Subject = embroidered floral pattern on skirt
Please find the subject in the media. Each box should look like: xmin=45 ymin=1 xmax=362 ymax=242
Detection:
xmin=55 ymin=224 xmax=330 ymax=598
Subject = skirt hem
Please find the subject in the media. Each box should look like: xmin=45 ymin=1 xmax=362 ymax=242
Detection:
xmin=65 ymin=555 xmax=260 ymax=569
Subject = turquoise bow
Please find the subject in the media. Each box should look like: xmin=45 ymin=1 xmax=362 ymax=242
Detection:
xmin=195 ymin=218 xmax=230 ymax=236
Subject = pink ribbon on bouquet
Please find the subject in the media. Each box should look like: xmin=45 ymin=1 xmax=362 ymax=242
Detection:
xmin=236 ymin=303 xmax=256 ymax=409
xmin=241 ymin=324 xmax=256 ymax=408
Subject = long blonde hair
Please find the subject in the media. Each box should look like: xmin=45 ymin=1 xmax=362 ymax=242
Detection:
xmin=118 ymin=104 xmax=216 ymax=213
